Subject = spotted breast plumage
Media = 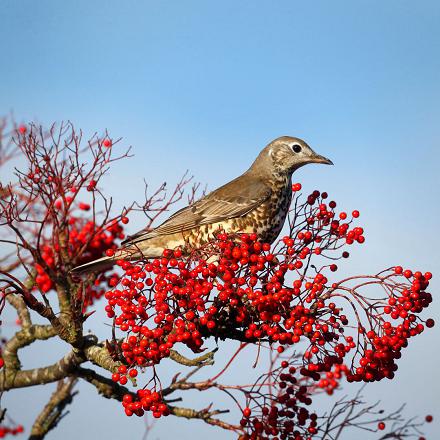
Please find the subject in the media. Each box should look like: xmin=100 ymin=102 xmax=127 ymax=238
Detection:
xmin=72 ymin=136 xmax=332 ymax=274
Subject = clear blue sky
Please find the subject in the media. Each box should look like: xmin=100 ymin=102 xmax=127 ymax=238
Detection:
xmin=1 ymin=1 xmax=439 ymax=439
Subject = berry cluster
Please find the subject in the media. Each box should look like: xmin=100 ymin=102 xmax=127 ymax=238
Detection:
xmin=34 ymin=209 xmax=124 ymax=306
xmin=121 ymin=390 xmax=169 ymax=418
xmin=346 ymin=268 xmax=433 ymax=383
xmin=0 ymin=425 xmax=24 ymax=438
xmin=316 ymin=363 xmax=349 ymax=395
xmin=240 ymin=362 xmax=319 ymax=440
xmin=101 ymin=187 xmax=434 ymax=424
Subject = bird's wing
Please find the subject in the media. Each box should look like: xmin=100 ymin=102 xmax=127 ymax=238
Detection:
xmin=122 ymin=175 xmax=271 ymax=245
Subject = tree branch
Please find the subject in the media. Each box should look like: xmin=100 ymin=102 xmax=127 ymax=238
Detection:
xmin=169 ymin=348 xmax=217 ymax=367
xmin=0 ymin=349 xmax=84 ymax=391
xmin=76 ymin=367 xmax=134 ymax=401
xmin=169 ymin=405 xmax=241 ymax=432
xmin=29 ymin=378 xmax=78 ymax=440
xmin=5 ymin=293 xmax=31 ymax=328
xmin=1 ymin=324 xmax=57 ymax=372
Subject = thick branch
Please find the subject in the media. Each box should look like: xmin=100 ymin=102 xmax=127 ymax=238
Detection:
xmin=169 ymin=348 xmax=217 ymax=367
xmin=84 ymin=342 xmax=123 ymax=373
xmin=29 ymin=378 xmax=78 ymax=440
xmin=169 ymin=405 xmax=241 ymax=432
xmin=0 ymin=349 xmax=84 ymax=391
xmin=0 ymin=336 xmax=123 ymax=391
xmin=5 ymin=293 xmax=31 ymax=328
xmin=1 ymin=324 xmax=57 ymax=372
xmin=76 ymin=367 xmax=133 ymax=401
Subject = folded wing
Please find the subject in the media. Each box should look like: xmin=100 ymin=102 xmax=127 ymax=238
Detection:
xmin=122 ymin=174 xmax=271 ymax=246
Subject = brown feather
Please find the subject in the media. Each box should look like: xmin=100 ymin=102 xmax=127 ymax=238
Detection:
xmin=122 ymin=174 xmax=271 ymax=245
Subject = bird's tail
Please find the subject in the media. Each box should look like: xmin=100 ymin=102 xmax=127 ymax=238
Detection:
xmin=71 ymin=255 xmax=117 ymax=275
xmin=71 ymin=244 xmax=164 ymax=275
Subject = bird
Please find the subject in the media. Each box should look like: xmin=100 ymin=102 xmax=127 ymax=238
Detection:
xmin=72 ymin=136 xmax=333 ymax=274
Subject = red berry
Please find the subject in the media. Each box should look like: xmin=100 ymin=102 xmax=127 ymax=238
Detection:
xmin=122 ymin=394 xmax=133 ymax=404
xmin=79 ymin=202 xmax=90 ymax=211
xmin=103 ymin=139 xmax=112 ymax=147
xmin=87 ymin=179 xmax=97 ymax=191
xmin=426 ymin=318 xmax=435 ymax=328
xmin=243 ymin=407 xmax=252 ymax=418
xmin=378 ymin=422 xmax=385 ymax=430
xmin=403 ymin=269 xmax=413 ymax=278
xmin=425 ymin=415 xmax=433 ymax=423
xmin=121 ymin=216 xmax=129 ymax=224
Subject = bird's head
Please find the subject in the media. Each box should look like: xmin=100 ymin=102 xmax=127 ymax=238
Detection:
xmin=251 ymin=136 xmax=333 ymax=175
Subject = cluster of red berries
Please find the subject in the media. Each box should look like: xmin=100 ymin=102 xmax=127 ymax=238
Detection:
xmin=102 ymin=188 xmax=365 ymax=415
xmin=288 ymin=187 xmax=364 ymax=250
xmin=121 ymin=389 xmax=169 ymax=418
xmin=386 ymin=267 xmax=433 ymax=320
xmin=0 ymin=425 xmax=24 ymax=438
xmin=316 ymin=363 xmax=349 ymax=395
xmin=299 ymin=268 xmax=434 ymax=385
xmin=344 ymin=268 xmax=433 ymax=383
xmin=240 ymin=362 xmax=318 ymax=440
xmin=34 ymin=204 xmax=124 ymax=305
xmin=104 ymin=250 xmax=206 ymax=383
xmin=102 ymin=186 xmax=433 ymax=427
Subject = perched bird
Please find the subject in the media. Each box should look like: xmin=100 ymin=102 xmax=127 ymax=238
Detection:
xmin=72 ymin=136 xmax=332 ymax=274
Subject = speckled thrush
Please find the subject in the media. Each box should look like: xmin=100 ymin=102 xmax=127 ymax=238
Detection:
xmin=72 ymin=136 xmax=332 ymax=273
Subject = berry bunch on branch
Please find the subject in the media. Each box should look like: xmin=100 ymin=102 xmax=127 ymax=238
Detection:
xmin=0 ymin=117 xmax=434 ymax=439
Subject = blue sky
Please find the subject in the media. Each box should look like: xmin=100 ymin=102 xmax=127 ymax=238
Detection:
xmin=1 ymin=1 xmax=439 ymax=439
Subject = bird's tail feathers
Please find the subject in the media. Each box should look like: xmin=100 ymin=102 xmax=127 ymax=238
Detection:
xmin=71 ymin=246 xmax=162 ymax=275
xmin=71 ymin=255 xmax=116 ymax=275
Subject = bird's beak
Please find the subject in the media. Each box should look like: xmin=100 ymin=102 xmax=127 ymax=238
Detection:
xmin=312 ymin=154 xmax=333 ymax=165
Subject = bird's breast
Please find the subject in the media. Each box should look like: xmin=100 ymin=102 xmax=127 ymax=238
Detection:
xmin=226 ymin=179 xmax=293 ymax=243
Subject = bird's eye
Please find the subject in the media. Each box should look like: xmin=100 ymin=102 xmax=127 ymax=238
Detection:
xmin=292 ymin=144 xmax=302 ymax=153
